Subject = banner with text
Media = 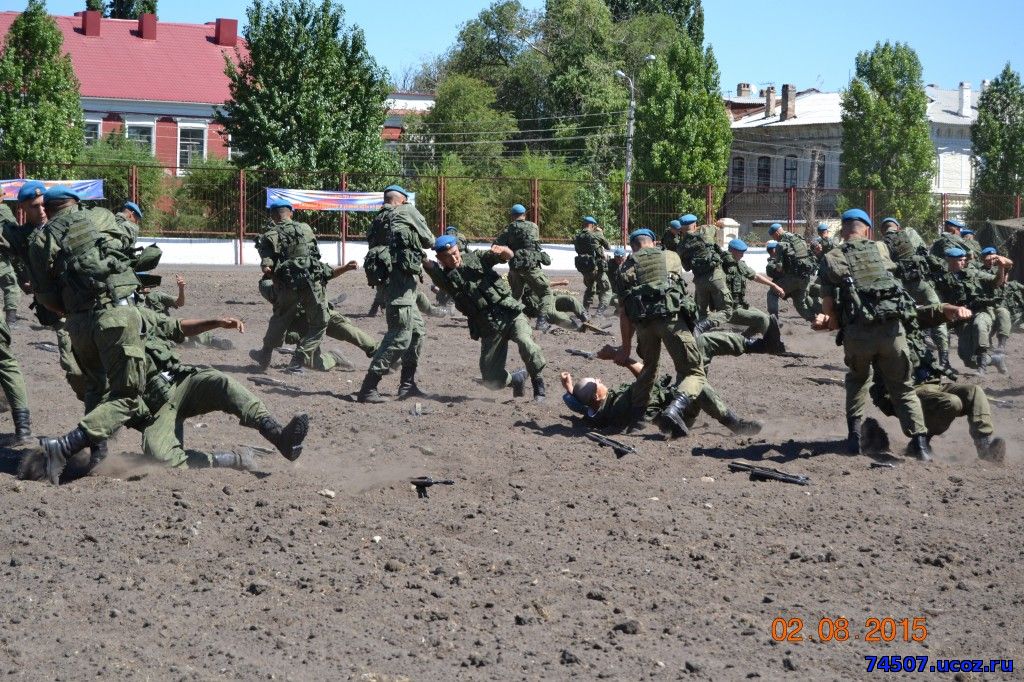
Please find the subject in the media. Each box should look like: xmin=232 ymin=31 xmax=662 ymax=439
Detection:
xmin=266 ymin=187 xmax=415 ymax=212
xmin=0 ymin=179 xmax=105 ymax=202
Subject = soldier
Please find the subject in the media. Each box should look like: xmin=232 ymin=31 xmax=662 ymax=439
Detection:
xmin=660 ymin=219 xmax=683 ymax=253
xmin=606 ymin=246 xmax=628 ymax=310
xmin=870 ymin=303 xmax=1005 ymax=463
xmin=115 ymin=201 xmax=143 ymax=244
xmin=494 ymin=203 xmax=571 ymax=332
xmin=424 ymin=235 xmax=547 ymax=400
xmin=0 ymin=203 xmax=22 ymax=327
xmin=930 ymin=218 xmax=970 ymax=261
xmin=614 ymin=228 xmax=705 ymax=432
xmin=812 ymin=208 xmax=933 ymax=461
xmin=934 ymin=247 xmax=1012 ymax=374
xmin=433 ymin=226 xmax=469 ymax=311
xmin=675 ymin=213 xmax=732 ymax=333
xmin=445 ymin=225 xmax=469 ymax=253
xmin=573 ymin=216 xmax=612 ymax=312
xmin=980 ymin=246 xmax=1014 ymax=352
xmin=766 ymin=222 xmax=818 ymax=322
xmin=960 ymin=228 xmax=981 ymax=260
xmin=357 ymin=185 xmax=434 ymax=402
xmin=250 ymin=199 xmax=334 ymax=374
xmin=881 ymin=216 xmax=951 ymax=371
xmin=521 ymin=286 xmax=591 ymax=331
xmin=816 ymin=222 xmax=838 ymax=254
xmin=30 ymin=186 xmax=151 ymax=471
xmin=0 ymin=206 xmax=31 ymax=444
xmin=142 ymin=273 xmax=234 ymax=350
xmin=721 ymin=238 xmax=786 ymax=338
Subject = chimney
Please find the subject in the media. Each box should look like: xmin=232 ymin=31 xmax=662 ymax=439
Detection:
xmin=780 ymin=83 xmax=796 ymax=121
xmin=736 ymin=82 xmax=752 ymax=98
xmin=764 ymin=86 xmax=776 ymax=118
xmin=82 ymin=9 xmax=101 ymax=37
xmin=958 ymin=81 xmax=971 ymax=116
xmin=214 ymin=18 xmax=238 ymax=47
xmin=138 ymin=13 xmax=157 ymax=40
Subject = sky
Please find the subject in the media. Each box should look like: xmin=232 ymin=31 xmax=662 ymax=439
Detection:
xmin=35 ymin=0 xmax=1024 ymax=93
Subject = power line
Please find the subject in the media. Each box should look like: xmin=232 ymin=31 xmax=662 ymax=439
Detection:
xmin=411 ymin=109 xmax=630 ymax=127
xmin=406 ymin=122 xmax=627 ymax=137
xmin=396 ymin=133 xmax=624 ymax=147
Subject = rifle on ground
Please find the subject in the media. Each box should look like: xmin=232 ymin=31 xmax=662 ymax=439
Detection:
xmin=805 ymin=376 xmax=844 ymax=387
xmin=410 ymin=476 xmax=454 ymax=499
xmin=566 ymin=348 xmax=596 ymax=360
xmin=585 ymin=431 xmax=636 ymax=459
xmin=248 ymin=375 xmax=303 ymax=393
xmin=728 ymin=460 xmax=810 ymax=485
xmin=580 ymin=320 xmax=613 ymax=336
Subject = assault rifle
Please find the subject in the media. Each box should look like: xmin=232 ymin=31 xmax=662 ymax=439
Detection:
xmin=585 ymin=431 xmax=636 ymax=459
xmin=728 ymin=460 xmax=809 ymax=485
xmin=410 ymin=476 xmax=454 ymax=499
xmin=580 ymin=321 xmax=613 ymax=336
xmin=248 ymin=375 xmax=303 ymax=393
xmin=566 ymin=348 xmax=595 ymax=360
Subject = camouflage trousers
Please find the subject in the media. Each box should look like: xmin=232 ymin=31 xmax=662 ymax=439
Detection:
xmin=0 ymin=318 xmax=27 ymax=411
xmin=843 ymin=321 xmax=926 ymax=437
xmin=367 ymin=303 xmax=425 ymax=378
xmin=632 ymin=317 xmax=706 ymax=414
xmin=954 ymin=311 xmax=994 ymax=368
xmin=580 ymin=269 xmax=612 ymax=308
xmin=903 ymin=277 xmax=949 ymax=355
xmin=767 ymin=274 xmax=818 ymax=322
xmin=509 ymin=266 xmax=573 ymax=328
xmin=479 ymin=314 xmax=546 ymax=389
xmin=262 ymin=280 xmax=329 ymax=366
xmin=693 ymin=270 xmax=734 ymax=327
xmin=916 ymin=381 xmax=993 ymax=439
xmin=0 ymin=269 xmax=20 ymax=313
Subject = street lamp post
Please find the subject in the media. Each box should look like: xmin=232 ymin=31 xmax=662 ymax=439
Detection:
xmin=615 ymin=54 xmax=655 ymax=245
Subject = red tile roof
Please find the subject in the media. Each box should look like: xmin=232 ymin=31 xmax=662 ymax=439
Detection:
xmin=0 ymin=11 xmax=246 ymax=105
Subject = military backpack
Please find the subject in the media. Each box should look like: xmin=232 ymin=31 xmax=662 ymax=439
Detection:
xmin=50 ymin=207 xmax=140 ymax=313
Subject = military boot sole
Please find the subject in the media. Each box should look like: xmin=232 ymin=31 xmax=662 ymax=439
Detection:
xmin=278 ymin=414 xmax=309 ymax=462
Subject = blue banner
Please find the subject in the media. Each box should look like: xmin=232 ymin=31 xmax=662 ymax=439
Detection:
xmin=0 ymin=179 xmax=105 ymax=201
xmin=266 ymin=187 xmax=415 ymax=212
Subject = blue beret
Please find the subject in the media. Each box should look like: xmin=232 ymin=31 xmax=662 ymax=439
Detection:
xmin=268 ymin=199 xmax=293 ymax=211
xmin=727 ymin=238 xmax=748 ymax=252
xmin=43 ymin=185 xmax=80 ymax=203
xmin=944 ymin=218 xmax=965 ymax=229
xmin=679 ymin=214 xmax=698 ymax=225
xmin=445 ymin=226 xmax=458 ymax=235
xmin=668 ymin=220 xmax=682 ymax=230
xmin=766 ymin=240 xmax=779 ymax=249
xmin=629 ymin=228 xmax=656 ymax=242
xmin=433 ymin=235 xmax=458 ymax=252
xmin=981 ymin=246 xmax=997 ymax=256
xmin=510 ymin=203 xmax=526 ymax=215
xmin=960 ymin=228 xmax=975 ymax=236
xmin=880 ymin=217 xmax=900 ymax=227
xmin=16 ymin=180 xmax=46 ymax=202
xmin=383 ymin=184 xmax=409 ymax=198
xmin=562 ymin=392 xmax=589 ymax=415
xmin=612 ymin=246 xmax=626 ymax=257
xmin=582 ymin=216 xmax=597 ymax=225
xmin=816 ymin=222 xmax=829 ymax=233
xmin=123 ymin=201 xmax=143 ymax=219
xmin=841 ymin=208 xmax=872 ymax=228
xmin=768 ymin=222 xmax=782 ymax=234
xmin=944 ymin=247 xmax=967 ymax=258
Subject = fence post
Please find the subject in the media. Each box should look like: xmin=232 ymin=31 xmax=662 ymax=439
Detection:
xmin=130 ymin=165 xmax=138 ymax=204
xmin=620 ymin=180 xmax=630 ymax=246
xmin=435 ymin=175 xmax=447 ymax=234
xmin=867 ymin=189 xmax=875 ymax=229
xmin=941 ymin=193 xmax=949 ymax=223
xmin=530 ymin=178 xmax=540 ymax=228
xmin=237 ymin=168 xmax=246 ymax=265
xmin=705 ymin=184 xmax=714 ymax=225
xmin=340 ymin=173 xmax=348 ymax=264
xmin=787 ymin=186 xmax=796 ymax=231
xmin=1015 ymin=195 xmax=1021 ymax=219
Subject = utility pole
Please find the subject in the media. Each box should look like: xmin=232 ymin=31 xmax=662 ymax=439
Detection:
xmin=615 ymin=54 xmax=656 ymax=245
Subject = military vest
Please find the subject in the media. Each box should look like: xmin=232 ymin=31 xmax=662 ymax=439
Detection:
xmin=676 ymin=232 xmax=721 ymax=277
xmin=936 ymin=269 xmax=999 ymax=314
xmin=365 ymin=206 xmax=425 ymax=286
xmin=504 ymin=220 xmax=549 ymax=270
xmin=830 ymin=240 xmax=910 ymax=326
xmin=883 ymin=228 xmax=930 ymax=281
xmin=574 ymin=230 xmax=605 ymax=272
xmin=623 ymin=249 xmax=686 ymax=323
xmin=50 ymin=206 xmax=140 ymax=313
xmin=780 ymin=232 xmax=816 ymax=277
xmin=439 ymin=253 xmax=521 ymax=339
xmin=722 ymin=258 xmax=748 ymax=307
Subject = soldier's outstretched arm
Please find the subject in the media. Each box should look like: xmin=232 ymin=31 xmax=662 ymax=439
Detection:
xmin=179 ymin=317 xmax=245 ymax=337
xmin=329 ymin=260 xmax=359 ymax=280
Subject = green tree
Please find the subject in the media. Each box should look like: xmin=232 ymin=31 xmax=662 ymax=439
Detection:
xmin=77 ymin=131 xmax=165 ymax=218
xmin=86 ymin=0 xmax=103 ymax=11
xmin=216 ymin=0 xmax=396 ymax=182
xmin=970 ymin=63 xmax=1024 ymax=221
xmin=105 ymin=0 xmax=156 ymax=18
xmin=633 ymin=32 xmax=731 ymax=220
xmin=0 ymin=0 xmax=84 ymax=175
xmin=603 ymin=0 xmax=703 ymax=44
xmin=158 ymin=155 xmax=240 ymax=234
xmin=840 ymin=41 xmax=936 ymax=229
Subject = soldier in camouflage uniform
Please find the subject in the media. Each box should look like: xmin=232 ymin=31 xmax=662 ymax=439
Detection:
xmin=606 ymin=246 xmax=628 ymax=311
xmin=0 ymin=205 xmax=30 ymax=444
xmin=660 ymin=219 xmax=682 ymax=253
xmin=250 ymin=199 xmax=332 ymax=374
xmin=933 ymin=247 xmax=1012 ymax=374
xmin=813 ymin=208 xmax=933 ymax=460
xmin=675 ymin=214 xmax=733 ymax=333
xmin=816 ymin=222 xmax=838 ymax=254
xmin=573 ymin=216 xmax=612 ymax=311
xmin=357 ymin=185 xmax=435 ymax=402
xmin=115 ymin=201 xmax=143 ymax=245
xmin=721 ymin=238 xmax=786 ymax=338
xmin=979 ymin=246 xmax=1013 ymax=353
xmin=141 ymin=273 xmax=233 ymax=350
xmin=521 ymin=287 xmax=590 ymax=329
xmin=0 ymin=203 xmax=22 ymax=327
xmin=613 ymin=228 xmax=705 ymax=432
xmin=432 ymin=226 xmax=469 ymax=311
xmin=881 ymin=217 xmax=952 ymax=370
xmin=930 ymin=218 xmax=971 ymax=262
xmin=425 ymin=236 xmax=547 ymax=400
xmin=960 ymin=228 xmax=982 ymax=260
xmin=766 ymin=222 xmax=818 ymax=322
xmin=870 ymin=302 xmax=1005 ymax=463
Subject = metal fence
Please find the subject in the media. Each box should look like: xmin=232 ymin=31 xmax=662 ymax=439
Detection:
xmin=5 ymin=160 xmax=1022 ymax=246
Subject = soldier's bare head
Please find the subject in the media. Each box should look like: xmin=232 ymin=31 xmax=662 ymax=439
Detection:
xmin=383 ymin=190 xmax=406 ymax=206
xmin=572 ymin=377 xmax=607 ymax=408
xmin=270 ymin=206 xmax=292 ymax=223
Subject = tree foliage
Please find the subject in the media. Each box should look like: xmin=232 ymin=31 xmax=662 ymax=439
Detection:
xmin=215 ymin=0 xmax=396 ymax=183
xmin=104 ymin=0 xmax=157 ymax=18
xmin=603 ymin=0 xmax=703 ymax=44
xmin=840 ymin=41 xmax=937 ymax=228
xmin=0 ymin=0 xmax=84 ymax=175
xmin=633 ymin=33 xmax=731 ymax=219
xmin=77 ymin=131 xmax=165 ymax=217
xmin=970 ymin=62 xmax=1024 ymax=220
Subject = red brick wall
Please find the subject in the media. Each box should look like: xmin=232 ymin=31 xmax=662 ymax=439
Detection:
xmin=208 ymin=121 xmax=230 ymax=160
xmin=102 ymin=114 xmax=124 ymax=137
xmin=155 ymin=117 xmax=177 ymax=170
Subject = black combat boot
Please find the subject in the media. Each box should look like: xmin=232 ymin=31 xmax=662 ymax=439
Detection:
xmin=578 ymin=309 xmax=591 ymax=324
xmin=11 ymin=408 xmax=31 ymax=445
xmin=367 ymin=302 xmax=380 ymax=317
xmin=938 ymin=351 xmax=954 ymax=375
xmin=990 ymin=351 xmax=1008 ymax=375
xmin=257 ymin=414 xmax=309 ymax=461
xmin=720 ymin=411 xmax=763 ymax=436
xmin=655 ymin=395 xmax=691 ymax=438
xmin=397 ymin=364 xmax=424 ymax=399
xmin=743 ymin=337 xmax=769 ymax=354
xmin=531 ymin=375 xmax=546 ymax=402
xmin=691 ymin=318 xmax=715 ymax=337
xmin=535 ymin=314 xmax=551 ymax=333
xmin=38 ymin=426 xmax=92 ymax=485
xmin=249 ymin=347 xmax=272 ymax=371
xmin=357 ymin=373 xmax=388 ymax=403
xmin=89 ymin=441 xmax=108 ymax=469
xmin=211 ymin=450 xmax=258 ymax=470
xmin=846 ymin=416 xmax=863 ymax=454
xmin=976 ymin=352 xmax=991 ymax=375
xmin=5 ymin=310 xmax=17 ymax=328
xmin=907 ymin=434 xmax=933 ymax=462
xmin=764 ymin=315 xmax=786 ymax=354
xmin=997 ymin=336 xmax=1008 ymax=351
xmin=975 ymin=435 xmax=1006 ymax=463
xmin=509 ymin=368 xmax=528 ymax=397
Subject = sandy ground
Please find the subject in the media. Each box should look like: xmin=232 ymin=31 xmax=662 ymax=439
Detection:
xmin=0 ymin=266 xmax=1021 ymax=681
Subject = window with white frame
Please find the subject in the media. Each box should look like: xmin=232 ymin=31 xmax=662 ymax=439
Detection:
xmin=125 ymin=122 xmax=155 ymax=154
xmin=178 ymin=127 xmax=206 ymax=170
xmin=84 ymin=121 xmax=101 ymax=145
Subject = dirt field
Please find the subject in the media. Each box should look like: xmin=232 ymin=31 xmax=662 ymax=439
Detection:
xmin=0 ymin=266 xmax=1021 ymax=680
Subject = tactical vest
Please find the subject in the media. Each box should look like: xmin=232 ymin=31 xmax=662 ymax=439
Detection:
xmin=365 ymin=207 xmax=424 ymax=286
xmin=937 ymin=270 xmax=999 ymax=314
xmin=623 ymin=249 xmax=684 ymax=323
xmin=441 ymin=255 xmax=521 ymax=339
xmin=833 ymin=240 xmax=909 ymax=325
xmin=677 ymin=232 xmax=721 ymax=277
xmin=573 ymin=231 xmax=605 ymax=272
xmin=51 ymin=207 xmax=140 ymax=313
xmin=505 ymin=220 xmax=550 ymax=271
xmin=883 ymin=228 xmax=929 ymax=281
xmin=781 ymin=232 xmax=816 ymax=277
xmin=722 ymin=259 xmax=748 ymax=307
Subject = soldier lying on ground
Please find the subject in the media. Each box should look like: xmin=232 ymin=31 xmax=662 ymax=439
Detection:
xmin=141 ymin=273 xmax=234 ymax=350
